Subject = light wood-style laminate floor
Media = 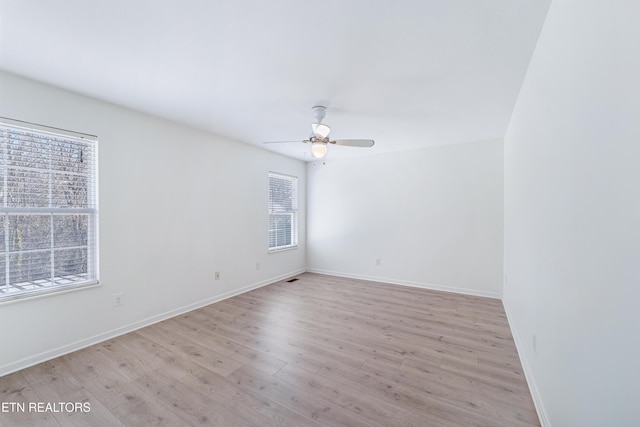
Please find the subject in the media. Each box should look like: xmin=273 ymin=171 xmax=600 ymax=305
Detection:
xmin=0 ymin=273 xmax=539 ymax=426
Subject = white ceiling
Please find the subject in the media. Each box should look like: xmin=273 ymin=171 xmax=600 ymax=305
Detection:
xmin=0 ymin=0 xmax=550 ymax=161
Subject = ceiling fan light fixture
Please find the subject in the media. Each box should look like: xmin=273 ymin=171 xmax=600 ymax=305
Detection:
xmin=311 ymin=142 xmax=328 ymax=159
xmin=311 ymin=122 xmax=331 ymax=139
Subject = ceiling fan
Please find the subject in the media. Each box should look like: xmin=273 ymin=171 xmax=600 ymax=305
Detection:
xmin=264 ymin=106 xmax=375 ymax=159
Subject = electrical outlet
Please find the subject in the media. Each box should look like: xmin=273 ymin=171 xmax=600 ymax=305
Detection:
xmin=215 ymin=272 xmax=221 ymax=280
xmin=114 ymin=293 xmax=123 ymax=307
xmin=256 ymin=263 xmax=261 ymax=270
xmin=376 ymin=258 xmax=381 ymax=266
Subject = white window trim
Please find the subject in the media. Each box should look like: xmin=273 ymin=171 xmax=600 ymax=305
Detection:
xmin=268 ymin=172 xmax=298 ymax=253
xmin=0 ymin=117 xmax=99 ymax=303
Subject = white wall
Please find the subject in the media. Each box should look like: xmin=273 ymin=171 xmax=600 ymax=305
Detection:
xmin=503 ymin=1 xmax=640 ymax=425
xmin=0 ymin=71 xmax=306 ymax=375
xmin=307 ymin=139 xmax=504 ymax=297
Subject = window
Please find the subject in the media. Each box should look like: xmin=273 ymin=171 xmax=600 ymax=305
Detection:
xmin=268 ymin=172 xmax=297 ymax=252
xmin=0 ymin=118 xmax=98 ymax=302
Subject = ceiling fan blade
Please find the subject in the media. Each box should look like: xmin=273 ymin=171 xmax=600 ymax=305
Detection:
xmin=263 ymin=140 xmax=308 ymax=144
xmin=330 ymin=139 xmax=375 ymax=147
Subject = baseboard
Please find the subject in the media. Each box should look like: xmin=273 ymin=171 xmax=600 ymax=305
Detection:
xmin=0 ymin=269 xmax=305 ymax=377
xmin=503 ymin=301 xmax=550 ymax=427
xmin=307 ymin=268 xmax=502 ymax=299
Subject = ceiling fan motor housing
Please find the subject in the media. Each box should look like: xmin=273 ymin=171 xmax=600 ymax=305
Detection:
xmin=312 ymin=105 xmax=327 ymax=122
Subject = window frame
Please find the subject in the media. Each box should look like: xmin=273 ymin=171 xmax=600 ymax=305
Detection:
xmin=0 ymin=117 xmax=99 ymax=303
xmin=268 ymin=172 xmax=298 ymax=253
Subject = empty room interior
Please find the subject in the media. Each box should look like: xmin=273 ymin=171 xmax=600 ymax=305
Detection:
xmin=0 ymin=1 xmax=638 ymax=426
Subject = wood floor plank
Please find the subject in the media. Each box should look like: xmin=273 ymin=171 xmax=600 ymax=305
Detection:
xmin=229 ymin=365 xmax=370 ymax=427
xmin=195 ymin=317 xmax=328 ymax=374
xmin=80 ymin=371 xmax=188 ymax=426
xmin=400 ymin=356 xmax=535 ymax=411
xmin=360 ymin=358 xmax=539 ymax=426
xmin=0 ymin=371 xmax=62 ymax=427
xmin=134 ymin=368 xmax=250 ymax=426
xmin=175 ymin=361 xmax=321 ymax=427
xmin=135 ymin=322 xmax=244 ymax=377
xmin=27 ymin=375 xmax=126 ymax=427
xmin=317 ymin=356 xmax=507 ymax=426
xmin=273 ymin=362 xmax=449 ymax=427
xmin=171 ymin=314 xmax=288 ymax=376
xmin=0 ymin=273 xmax=539 ymax=426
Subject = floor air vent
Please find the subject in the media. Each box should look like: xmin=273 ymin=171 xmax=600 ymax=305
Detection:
xmin=286 ymin=278 xmax=299 ymax=283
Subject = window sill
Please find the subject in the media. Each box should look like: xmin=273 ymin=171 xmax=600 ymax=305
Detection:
xmin=0 ymin=280 xmax=101 ymax=305
xmin=268 ymin=245 xmax=298 ymax=254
